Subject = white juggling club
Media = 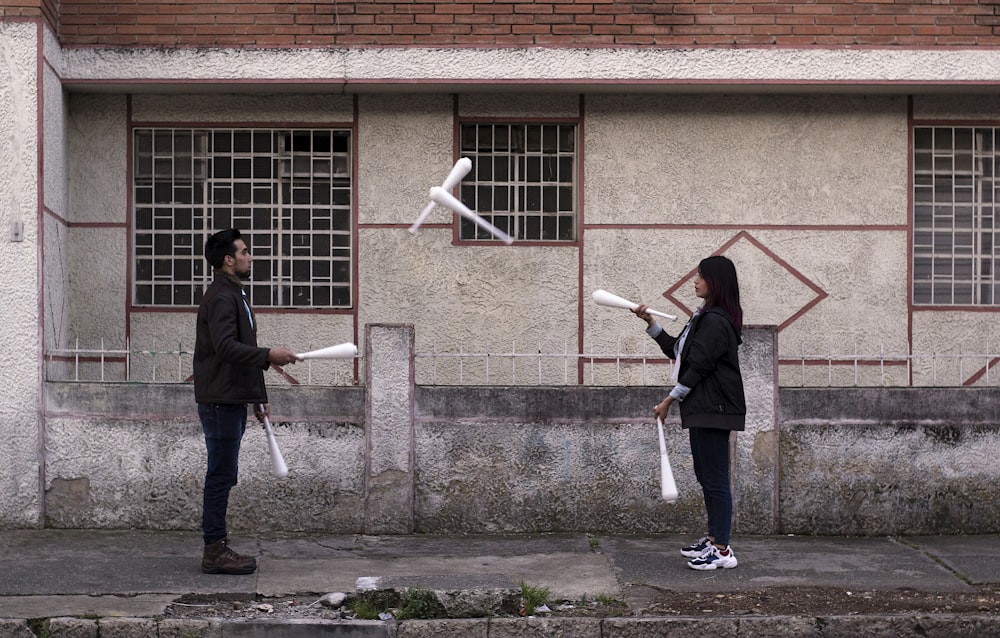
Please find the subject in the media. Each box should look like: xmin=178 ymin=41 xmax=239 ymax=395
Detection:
xmin=428 ymin=186 xmax=514 ymax=245
xmin=260 ymin=405 xmax=289 ymax=479
xmin=657 ymin=417 xmax=678 ymax=503
xmin=409 ymin=158 xmax=473 ymax=234
xmin=296 ymin=342 xmax=358 ymax=360
xmin=592 ymin=289 xmax=677 ymax=321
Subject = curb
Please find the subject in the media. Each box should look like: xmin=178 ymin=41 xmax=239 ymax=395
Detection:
xmin=3 ymin=614 xmax=1000 ymax=638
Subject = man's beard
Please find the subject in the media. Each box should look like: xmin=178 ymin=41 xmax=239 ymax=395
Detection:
xmin=235 ymin=267 xmax=251 ymax=280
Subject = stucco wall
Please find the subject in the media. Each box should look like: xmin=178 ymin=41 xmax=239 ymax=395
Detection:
xmin=28 ymin=326 xmax=1000 ymax=535
xmin=585 ymin=94 xmax=907 ymax=227
xmin=51 ymin=88 xmax=998 ymax=388
xmin=0 ymin=20 xmax=42 ymax=527
xmin=43 ymin=383 xmax=367 ymax=532
xmin=779 ymin=388 xmax=1000 ymax=535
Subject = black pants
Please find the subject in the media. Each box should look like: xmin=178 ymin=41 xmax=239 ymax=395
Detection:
xmin=198 ymin=403 xmax=247 ymax=545
xmin=689 ymin=427 xmax=733 ymax=547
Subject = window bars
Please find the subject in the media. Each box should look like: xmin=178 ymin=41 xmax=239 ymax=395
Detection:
xmin=459 ymin=123 xmax=577 ymax=242
xmin=913 ymin=126 xmax=1000 ymax=306
xmin=133 ymin=128 xmax=353 ymax=309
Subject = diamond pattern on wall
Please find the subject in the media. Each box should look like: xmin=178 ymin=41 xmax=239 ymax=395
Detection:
xmin=662 ymin=231 xmax=827 ymax=331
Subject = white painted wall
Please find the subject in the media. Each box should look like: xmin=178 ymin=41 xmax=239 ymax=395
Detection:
xmin=0 ymin=21 xmax=42 ymax=527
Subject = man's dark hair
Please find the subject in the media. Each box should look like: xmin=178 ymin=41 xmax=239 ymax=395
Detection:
xmin=204 ymin=229 xmax=242 ymax=269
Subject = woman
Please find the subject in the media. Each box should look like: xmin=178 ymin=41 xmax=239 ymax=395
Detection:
xmin=633 ymin=255 xmax=746 ymax=570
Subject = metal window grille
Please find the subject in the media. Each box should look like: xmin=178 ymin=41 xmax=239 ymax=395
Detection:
xmin=133 ymin=128 xmax=353 ymax=308
xmin=458 ymin=123 xmax=577 ymax=242
xmin=913 ymin=126 xmax=999 ymax=306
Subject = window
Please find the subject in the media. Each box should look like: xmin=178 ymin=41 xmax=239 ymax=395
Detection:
xmin=133 ymin=128 xmax=352 ymax=308
xmin=459 ymin=123 xmax=577 ymax=242
xmin=913 ymin=126 xmax=999 ymax=305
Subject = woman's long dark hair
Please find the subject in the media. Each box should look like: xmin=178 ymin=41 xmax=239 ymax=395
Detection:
xmin=699 ymin=255 xmax=743 ymax=332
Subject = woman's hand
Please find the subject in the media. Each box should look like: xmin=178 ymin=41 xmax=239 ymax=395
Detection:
xmin=631 ymin=304 xmax=654 ymax=327
xmin=653 ymin=396 xmax=673 ymax=421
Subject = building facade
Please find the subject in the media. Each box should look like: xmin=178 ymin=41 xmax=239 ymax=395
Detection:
xmin=2 ymin=1 xmax=999 ymax=527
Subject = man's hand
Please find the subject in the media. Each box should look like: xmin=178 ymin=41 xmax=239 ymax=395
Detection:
xmin=254 ymin=403 xmax=268 ymax=423
xmin=268 ymin=347 xmax=298 ymax=366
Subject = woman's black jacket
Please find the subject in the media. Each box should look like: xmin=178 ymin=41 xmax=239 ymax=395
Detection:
xmin=652 ymin=307 xmax=746 ymax=431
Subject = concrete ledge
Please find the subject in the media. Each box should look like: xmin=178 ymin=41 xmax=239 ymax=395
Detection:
xmin=779 ymin=387 xmax=1000 ymax=423
xmin=6 ymin=615 xmax=997 ymax=638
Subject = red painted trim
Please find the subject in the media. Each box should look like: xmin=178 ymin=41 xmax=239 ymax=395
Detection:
xmin=777 ymin=359 xmax=908 ymax=367
xmin=269 ymin=364 xmax=300 ymax=386
xmin=126 ymin=94 xmax=134 ymax=348
xmin=60 ymin=76 xmax=1000 ymax=91
xmin=907 ymin=95 xmax=916 ymax=386
xmin=46 ymin=355 xmax=128 ymax=364
xmin=451 ymin=95 xmax=460 ymax=246
xmin=361 ymin=223 xmax=442 ymax=230
xmin=912 ymin=305 xmax=1000 ymax=314
xmin=452 ymin=239 xmax=574 ymax=247
xmin=43 ymin=206 xmax=69 ymax=226
xmin=62 ymin=221 xmax=126 ymax=228
xmin=663 ymin=230 xmax=828 ymax=332
xmin=35 ymin=18 xmax=47 ymax=526
xmin=66 ymin=78 xmax=350 ymax=87
xmin=127 ymin=307 xmax=196 ymax=314
xmin=588 ymin=357 xmax=673 ymax=365
xmin=577 ymin=94 xmax=586 ymax=384
xmin=457 ymin=115 xmax=581 ymax=124
xmin=911 ymin=118 xmax=1000 ymax=126
xmin=352 ymin=94 xmax=360 ymax=384
xmin=349 ymin=78 xmax=1000 ymax=89
xmin=128 ymin=306 xmax=353 ymax=315
xmin=964 ymin=357 xmax=1000 ymax=386
xmin=130 ymin=119 xmax=355 ymax=128
xmin=55 ymin=42 xmax=1000 ymax=53
xmin=584 ymin=223 xmax=907 ymax=231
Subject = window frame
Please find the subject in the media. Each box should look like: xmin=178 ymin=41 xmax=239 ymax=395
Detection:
xmin=130 ymin=126 xmax=354 ymax=310
xmin=455 ymin=119 xmax=580 ymax=245
xmin=912 ymin=124 xmax=999 ymax=307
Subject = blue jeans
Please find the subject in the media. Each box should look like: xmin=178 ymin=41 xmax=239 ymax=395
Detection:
xmin=198 ymin=403 xmax=247 ymax=545
xmin=689 ymin=427 xmax=734 ymax=547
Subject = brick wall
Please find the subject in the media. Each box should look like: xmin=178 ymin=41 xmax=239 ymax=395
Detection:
xmin=52 ymin=0 xmax=1000 ymax=47
xmin=1 ymin=0 xmax=58 ymax=32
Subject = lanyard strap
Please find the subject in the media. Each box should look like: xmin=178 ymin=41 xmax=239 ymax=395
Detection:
xmin=241 ymin=290 xmax=254 ymax=330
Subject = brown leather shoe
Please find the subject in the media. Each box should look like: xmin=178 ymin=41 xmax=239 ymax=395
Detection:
xmin=201 ymin=538 xmax=257 ymax=575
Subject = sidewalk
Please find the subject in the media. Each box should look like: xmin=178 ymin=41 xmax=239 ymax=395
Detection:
xmin=1 ymin=530 xmax=998 ymax=637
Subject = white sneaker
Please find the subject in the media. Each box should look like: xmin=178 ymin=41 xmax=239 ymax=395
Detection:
xmin=687 ymin=544 xmax=738 ymax=570
xmin=680 ymin=536 xmax=712 ymax=558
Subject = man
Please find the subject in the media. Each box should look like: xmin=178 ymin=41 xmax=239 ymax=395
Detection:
xmin=193 ymin=228 xmax=299 ymax=575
